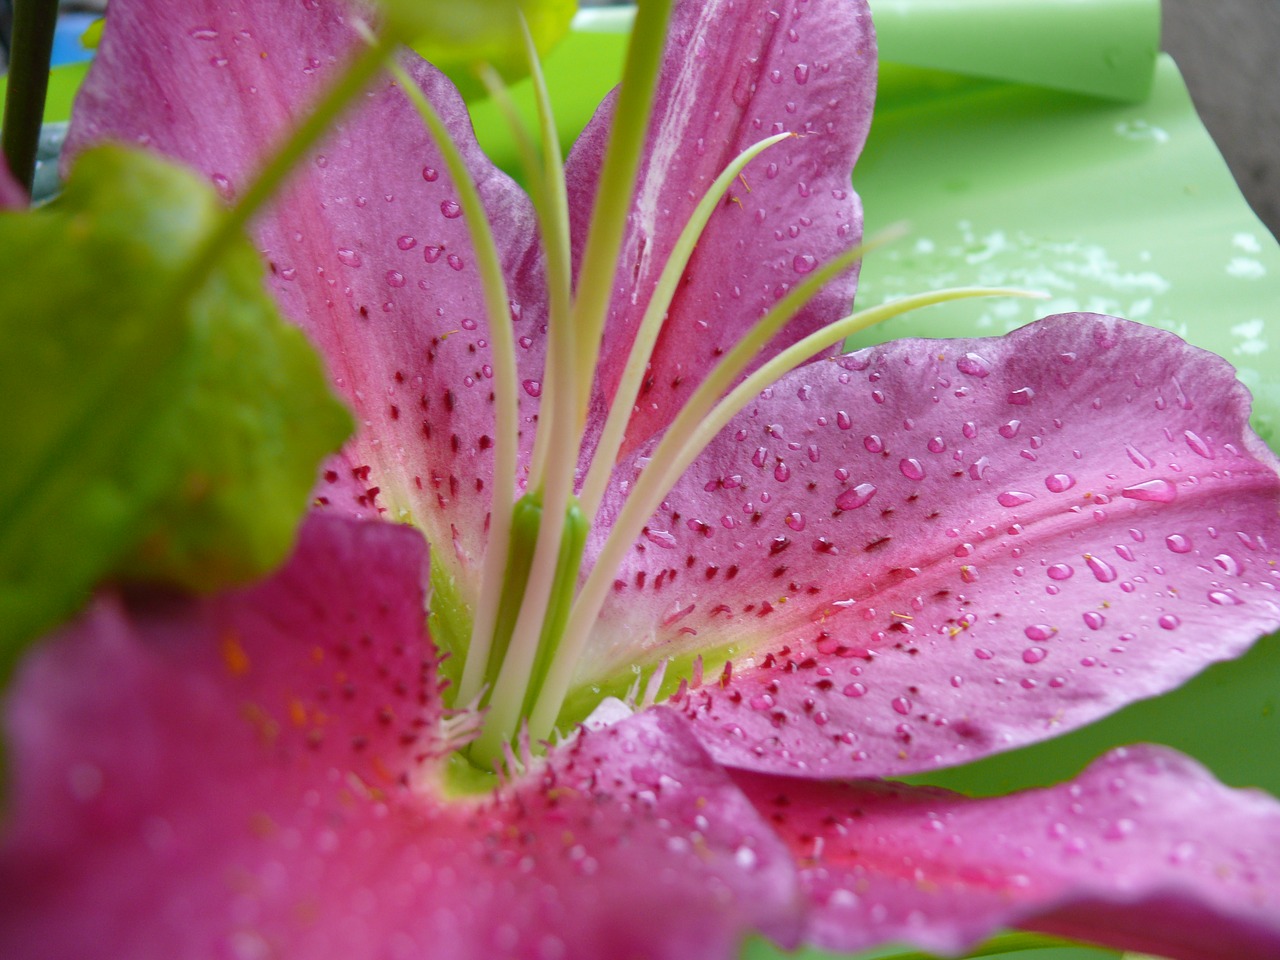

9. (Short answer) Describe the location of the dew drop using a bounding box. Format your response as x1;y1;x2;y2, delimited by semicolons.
522;379;543;397
422;166;439;182
386;270;405;288
336;248;362;268
1165;534;1193;554
1022;646;1048;664
1085;555;1118;583
1045;473;1076;493
1158;614;1181;630
956;353;992;378
1083;610;1106;630
1214;553;1244;576
835;483;877;510
843;682;867;698
795;63;810;84
211;173;234;200
891;696;911;715
396;235;417;250
446;254;465;271
927;436;946;454
998;491;1036;508
863;434;883;453
999;420;1022;439
899;458;925;481
1024;624;1057;641
774;462;791;482
1125;444;1154;469
1121;478;1177;503
1047;563;1074;581
1184;430;1213;459
1208;590;1243;606
784;512;806;532
1007;387;1035;405
793;254;817;274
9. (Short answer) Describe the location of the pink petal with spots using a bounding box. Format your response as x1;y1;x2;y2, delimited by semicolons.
567;0;875;463
734;745;1280;960
588;314;1280;776
0;155;26;208
66;0;547;596
0;516;801;959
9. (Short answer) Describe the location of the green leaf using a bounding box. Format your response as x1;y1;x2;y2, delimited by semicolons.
376;0;576;97
0;145;351;679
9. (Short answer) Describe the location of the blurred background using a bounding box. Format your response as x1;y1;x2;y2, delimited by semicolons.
1;0;1277;239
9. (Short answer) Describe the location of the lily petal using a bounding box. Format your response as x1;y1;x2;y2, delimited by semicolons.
733;745;1280;960
567;0;875;461
588;314;1280;776
0;156;26;208
65;0;547;595
0;515;801;959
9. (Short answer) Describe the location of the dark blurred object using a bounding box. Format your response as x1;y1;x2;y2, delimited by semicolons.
1164;0;1280;240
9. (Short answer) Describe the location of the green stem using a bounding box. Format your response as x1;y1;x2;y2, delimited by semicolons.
567;0;675;425
577;132;793;520
390;59;524;711
1;0;59;194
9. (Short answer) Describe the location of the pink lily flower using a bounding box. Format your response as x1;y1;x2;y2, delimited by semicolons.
5;0;1280;958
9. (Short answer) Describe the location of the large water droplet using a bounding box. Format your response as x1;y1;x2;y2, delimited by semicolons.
1158;614;1181;630
863;434;883;453
956;353;992;378
1007;387;1035;405
1022;646;1048;664
1165;534;1193;554
1085;554;1118;582
998;491;1036;508
793;254;817;274
843;682;867;698
422;166;439;182
891;696;912;715
899;458;925;481
1047;563;1074;581
1121;479;1177;503
1214;553;1244;576
1083;610;1106;630
835;483;877;510
336;248;362;268
440;199;463;219
1045;473;1076;493
1024;624;1057;641
1208;590;1243;606
522;379;543;397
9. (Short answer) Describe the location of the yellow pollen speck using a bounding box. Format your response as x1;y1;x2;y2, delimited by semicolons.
260;51;267;59
220;631;251;676
249;812;276;838
696;796;708;809
288;699;308;727
310;646;326;663
737;172;752;193
561;830;576;846
948;627;961;638
729;195;744;210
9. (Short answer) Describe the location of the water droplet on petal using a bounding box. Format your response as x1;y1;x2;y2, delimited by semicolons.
784;512;806;531
843;682;867;698
792;254;816;274
1214;553;1244;576
998;491;1036;508
440;199;463;219
1023;646;1048;664
422;166;439;181
1045;473;1076;493
863;434;883;453
891;696;911;715
836;483;877;510
1047;563;1074;581
1025;624;1057;641
1165;534;1193;554
1083;610;1106;630
1158;614;1181;630
1122;479;1177;503
1085;555;1118;582
956;353;992;378
1007;387;1035;405
397;235;417;250
899;458;925;481
336;248;362;267
522;379;543;397
1208;590;1243;606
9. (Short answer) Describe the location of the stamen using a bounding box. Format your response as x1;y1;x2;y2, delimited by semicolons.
390;62;524;709
566;0;677;428
577;131;794;520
